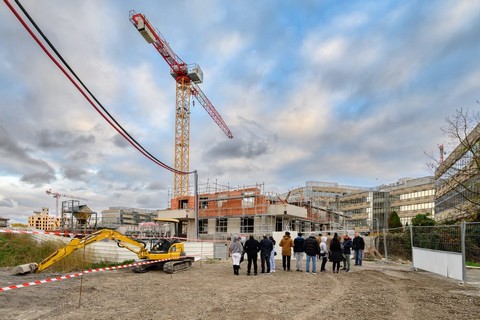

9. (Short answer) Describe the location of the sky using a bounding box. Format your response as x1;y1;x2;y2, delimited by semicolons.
1;0;480;224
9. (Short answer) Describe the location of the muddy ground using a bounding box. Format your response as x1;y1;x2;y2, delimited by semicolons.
1;259;479;320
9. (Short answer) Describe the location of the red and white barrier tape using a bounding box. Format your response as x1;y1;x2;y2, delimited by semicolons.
0;229;76;238
0;257;187;293
0;229;231;243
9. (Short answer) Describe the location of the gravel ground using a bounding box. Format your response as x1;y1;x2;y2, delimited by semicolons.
1;259;479;320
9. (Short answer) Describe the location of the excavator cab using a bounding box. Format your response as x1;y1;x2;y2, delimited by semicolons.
151;239;171;253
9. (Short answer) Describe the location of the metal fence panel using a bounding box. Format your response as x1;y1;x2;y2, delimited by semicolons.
411;225;462;253
465;222;480;264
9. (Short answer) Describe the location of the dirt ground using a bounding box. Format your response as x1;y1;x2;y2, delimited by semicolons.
1;259;479;320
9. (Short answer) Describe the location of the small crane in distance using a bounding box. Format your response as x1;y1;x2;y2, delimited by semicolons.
129;10;233;200
46;189;87;227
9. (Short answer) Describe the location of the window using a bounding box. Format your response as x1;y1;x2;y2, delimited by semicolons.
199;219;208;234
200;197;209;209
216;218;227;233
242;192;255;208
240;217;254;234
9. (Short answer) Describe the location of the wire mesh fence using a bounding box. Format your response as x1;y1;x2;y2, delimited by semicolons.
411;225;462;253
377;227;412;261
465;222;480;265
376;222;480;265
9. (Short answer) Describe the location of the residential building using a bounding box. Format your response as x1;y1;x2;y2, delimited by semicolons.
28;208;60;231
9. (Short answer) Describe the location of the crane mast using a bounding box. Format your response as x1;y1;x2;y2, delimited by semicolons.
129;10;233;199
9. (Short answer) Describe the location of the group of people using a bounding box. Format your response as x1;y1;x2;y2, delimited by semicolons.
229;231;365;276
229;234;277;276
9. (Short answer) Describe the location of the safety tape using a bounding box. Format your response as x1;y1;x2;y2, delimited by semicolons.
0;229;230;243
0;229;76;238
0;257;189;293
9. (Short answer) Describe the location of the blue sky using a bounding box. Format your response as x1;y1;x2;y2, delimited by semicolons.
1;0;480;224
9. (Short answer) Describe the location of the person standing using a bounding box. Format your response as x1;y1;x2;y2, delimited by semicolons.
326;232;333;249
269;235;276;273
304;232;320;274
244;235;260;275
279;231;294;271
229;236;243;275
319;236;328;272
329;233;343;273
293;232;305;272
259;235;274;274
353;232;365;266
342;235;353;272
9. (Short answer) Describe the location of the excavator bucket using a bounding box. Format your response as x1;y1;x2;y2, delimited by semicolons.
12;263;38;275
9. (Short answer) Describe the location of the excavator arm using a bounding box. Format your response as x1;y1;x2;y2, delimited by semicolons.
13;229;188;275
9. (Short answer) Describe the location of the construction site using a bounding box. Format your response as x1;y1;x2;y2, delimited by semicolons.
155;181;349;240
2;2;480;320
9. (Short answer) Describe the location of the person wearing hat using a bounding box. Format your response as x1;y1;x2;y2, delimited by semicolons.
279;231;294;271
304;232;320;274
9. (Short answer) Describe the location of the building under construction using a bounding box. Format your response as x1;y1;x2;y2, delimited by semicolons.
159;181;346;239
158;178;437;239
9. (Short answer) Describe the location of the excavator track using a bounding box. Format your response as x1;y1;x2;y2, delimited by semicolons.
163;257;194;274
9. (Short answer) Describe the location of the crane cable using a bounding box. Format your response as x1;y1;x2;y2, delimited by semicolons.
5;0;191;175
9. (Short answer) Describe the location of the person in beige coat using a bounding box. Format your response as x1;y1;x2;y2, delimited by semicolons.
279;231;294;271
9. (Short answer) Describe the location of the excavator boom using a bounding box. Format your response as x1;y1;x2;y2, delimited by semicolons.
13;229;192;275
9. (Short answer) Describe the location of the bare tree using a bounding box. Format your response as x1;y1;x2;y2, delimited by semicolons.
426;106;480;221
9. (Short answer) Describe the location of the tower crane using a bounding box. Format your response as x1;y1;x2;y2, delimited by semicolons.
438;144;445;164
129;10;233;199
46;189;87;226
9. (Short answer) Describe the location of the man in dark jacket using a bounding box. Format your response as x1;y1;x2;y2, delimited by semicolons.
259;235;274;273
352;232;365;266
293;233;305;271
244;235;260;275
304;233;320;274
342;235;353;272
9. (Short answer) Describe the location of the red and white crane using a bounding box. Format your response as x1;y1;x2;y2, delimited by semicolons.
46;189;87;221
129;10;233;199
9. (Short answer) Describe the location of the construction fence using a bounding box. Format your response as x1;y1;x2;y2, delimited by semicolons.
371;222;480;283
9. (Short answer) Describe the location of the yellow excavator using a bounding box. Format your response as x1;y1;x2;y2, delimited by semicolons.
13;218;194;275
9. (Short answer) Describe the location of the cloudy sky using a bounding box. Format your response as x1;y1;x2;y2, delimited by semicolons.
1;0;479;224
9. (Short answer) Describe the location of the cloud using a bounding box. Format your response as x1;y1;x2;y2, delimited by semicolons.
2;0;480;224
62;165;89;182
147;182;168;191
20;170;55;186
112;134;129;148
37;129;95;149
0;198;17;208
0;125;56;184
